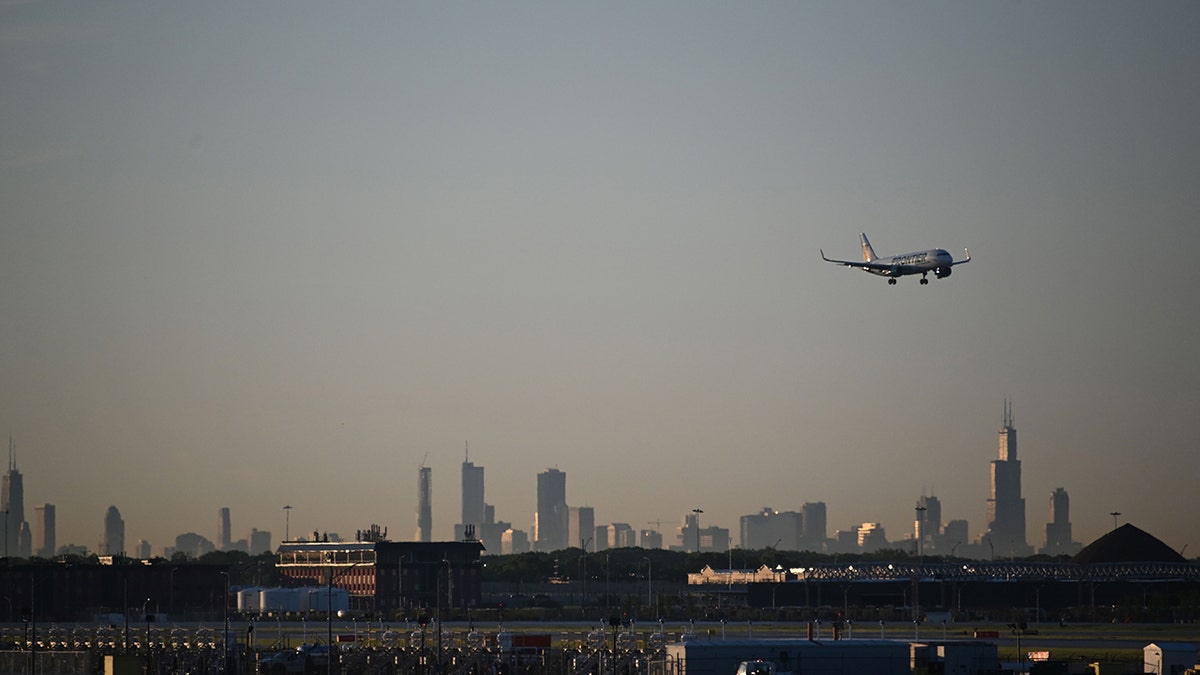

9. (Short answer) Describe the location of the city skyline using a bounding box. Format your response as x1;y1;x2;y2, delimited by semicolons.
0;408;1165;558
3;3;1198;557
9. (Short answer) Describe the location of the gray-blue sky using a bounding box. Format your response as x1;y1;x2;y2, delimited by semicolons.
2;2;1198;555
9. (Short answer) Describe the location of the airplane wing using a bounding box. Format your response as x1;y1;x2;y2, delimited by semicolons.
952;248;971;265
820;250;908;275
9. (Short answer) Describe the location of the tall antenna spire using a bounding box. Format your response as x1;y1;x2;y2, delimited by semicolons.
465;440;469;463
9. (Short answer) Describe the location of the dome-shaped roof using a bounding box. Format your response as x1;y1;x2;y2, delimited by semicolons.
1072;523;1185;565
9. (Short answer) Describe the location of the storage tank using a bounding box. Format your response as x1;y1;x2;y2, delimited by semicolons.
259;587;302;614
237;587;262;613
305;587;350;614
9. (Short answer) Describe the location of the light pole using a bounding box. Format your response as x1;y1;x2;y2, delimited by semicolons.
142;597;151;656
397;554;408;614
641;557;652;613
914;505;927;559
219;572;230;668
168;568;177;619
1110;511;1121;530
283;505;293;542
691;509;703;553
579;537;592;613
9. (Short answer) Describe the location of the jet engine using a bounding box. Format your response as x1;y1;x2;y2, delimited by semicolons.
934;266;952;279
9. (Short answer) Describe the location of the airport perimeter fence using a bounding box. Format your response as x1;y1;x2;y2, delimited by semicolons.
0;626;669;675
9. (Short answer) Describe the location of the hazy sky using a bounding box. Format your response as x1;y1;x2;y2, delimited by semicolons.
3;2;1198;557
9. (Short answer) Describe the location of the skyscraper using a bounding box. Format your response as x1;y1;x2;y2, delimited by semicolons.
1041;487;1079;555
568;506;594;551
102;505;125;557
248;528;272;555
985;400;1028;555
739;507;802;551
34;503;55;558
2;439;27;558
416;465;432;542
218;507;231;551
460;450;485;539
535;468;567;552
800;501;827;550
915;495;942;553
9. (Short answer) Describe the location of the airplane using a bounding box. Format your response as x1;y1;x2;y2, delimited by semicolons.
821;233;970;285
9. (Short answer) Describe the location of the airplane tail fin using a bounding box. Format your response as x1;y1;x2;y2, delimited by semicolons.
859;233;877;262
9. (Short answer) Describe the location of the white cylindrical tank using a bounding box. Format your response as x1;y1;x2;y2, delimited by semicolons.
237;587;262;613
306;587;350;614
259;588;302;614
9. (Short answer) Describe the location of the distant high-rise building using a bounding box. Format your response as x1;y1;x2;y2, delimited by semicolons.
830;529;859;554
857;522;887;552
594;525;610;551
248;528;272;555
942;519;969;555
639;529;663;549
1041;487;1080;555
173;532;215;558
740;507;802;550
218;507;231;550
985;400;1028;554
102;506;125;557
800;502;827;550
18;523;31;559
501;528;530;555
917;495;941;536
34;504;55;558
678;511;701;552
677;511;729;552
134;540;152;559
699;525;731;553
416;465;432;542
2;439;27;558
568;506;595;551
915;495;942;554
460;449;485;540
604;523;635;548
474;499;510;554
535;468;567;552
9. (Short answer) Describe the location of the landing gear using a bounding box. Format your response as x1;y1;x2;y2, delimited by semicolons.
919;273;929;285
888;278;897;285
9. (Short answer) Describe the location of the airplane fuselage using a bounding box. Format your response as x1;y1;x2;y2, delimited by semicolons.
865;248;956;278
